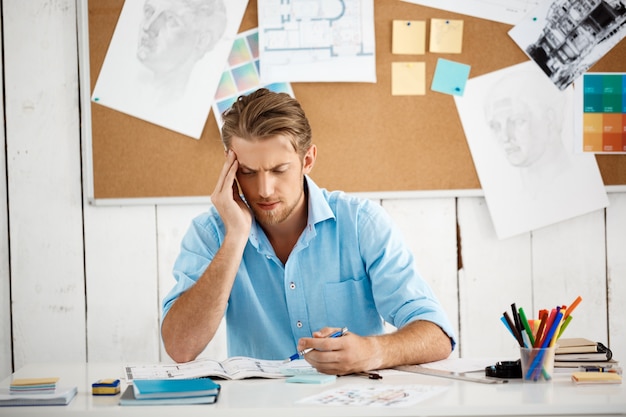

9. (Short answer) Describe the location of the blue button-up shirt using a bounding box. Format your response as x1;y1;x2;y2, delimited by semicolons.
162;176;456;360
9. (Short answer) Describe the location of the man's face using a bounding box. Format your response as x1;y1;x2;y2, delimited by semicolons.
231;135;314;227
137;0;200;74
487;98;547;167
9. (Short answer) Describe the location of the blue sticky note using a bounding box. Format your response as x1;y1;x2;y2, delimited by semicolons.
431;58;471;96
285;374;336;384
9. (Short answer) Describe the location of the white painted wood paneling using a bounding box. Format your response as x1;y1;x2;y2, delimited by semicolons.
84;205;160;362
4;0;85;370
0;8;12;381
382;198;460;355
457;197;532;359
156;204;228;362
607;193;626;365
531;210;608;344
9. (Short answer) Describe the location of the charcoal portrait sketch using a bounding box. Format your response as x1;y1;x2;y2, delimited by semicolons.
136;0;226;102
91;0;248;139
454;61;608;239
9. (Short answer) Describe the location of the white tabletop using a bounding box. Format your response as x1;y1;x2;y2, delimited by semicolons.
1;362;624;417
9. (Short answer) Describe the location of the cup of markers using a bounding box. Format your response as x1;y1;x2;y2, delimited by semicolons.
501;296;582;382
519;346;557;382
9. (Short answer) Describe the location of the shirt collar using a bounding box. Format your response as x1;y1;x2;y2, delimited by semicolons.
305;175;335;227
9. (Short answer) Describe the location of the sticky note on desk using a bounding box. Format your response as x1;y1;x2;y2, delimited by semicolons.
286;374;337;384
430;18;464;53
431;58;470;96
392;20;426;55
392;62;426;96
571;372;622;384
11;377;59;386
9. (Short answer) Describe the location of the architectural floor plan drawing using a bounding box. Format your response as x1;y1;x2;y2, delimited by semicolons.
258;0;376;83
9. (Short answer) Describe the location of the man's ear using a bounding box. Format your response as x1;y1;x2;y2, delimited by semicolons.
302;145;317;174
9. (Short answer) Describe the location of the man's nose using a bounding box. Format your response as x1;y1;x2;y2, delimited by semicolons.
257;173;274;198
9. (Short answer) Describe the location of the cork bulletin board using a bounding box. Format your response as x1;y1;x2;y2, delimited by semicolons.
84;0;626;202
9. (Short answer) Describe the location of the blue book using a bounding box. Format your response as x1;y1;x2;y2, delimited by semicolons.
132;378;220;399
120;385;218;406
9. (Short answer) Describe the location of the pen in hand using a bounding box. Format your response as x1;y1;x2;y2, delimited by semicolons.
284;327;348;363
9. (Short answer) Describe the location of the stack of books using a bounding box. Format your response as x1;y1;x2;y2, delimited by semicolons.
0;377;77;407
554;337;618;369
120;378;221;406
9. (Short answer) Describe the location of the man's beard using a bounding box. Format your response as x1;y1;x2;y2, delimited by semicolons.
252;189;303;226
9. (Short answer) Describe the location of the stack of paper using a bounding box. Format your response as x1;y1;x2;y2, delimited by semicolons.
120;378;221;406
0;378;77;407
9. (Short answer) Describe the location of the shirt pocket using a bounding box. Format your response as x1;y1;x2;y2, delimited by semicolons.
323;275;382;336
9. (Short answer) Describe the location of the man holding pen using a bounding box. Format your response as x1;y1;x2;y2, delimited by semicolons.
161;88;456;375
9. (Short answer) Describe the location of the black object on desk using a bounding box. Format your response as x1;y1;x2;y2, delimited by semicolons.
485;360;522;379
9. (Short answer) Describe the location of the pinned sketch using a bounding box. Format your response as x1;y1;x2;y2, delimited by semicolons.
454;61;608;239
257;0;376;83
509;0;626;91
91;0;249;139
212;29;294;127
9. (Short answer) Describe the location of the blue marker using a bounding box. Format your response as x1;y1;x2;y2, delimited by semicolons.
284;327;348;362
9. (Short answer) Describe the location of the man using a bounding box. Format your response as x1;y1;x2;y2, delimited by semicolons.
137;0;226;102
161;89;455;375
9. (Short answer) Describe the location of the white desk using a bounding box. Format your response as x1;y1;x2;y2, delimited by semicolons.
1;363;624;417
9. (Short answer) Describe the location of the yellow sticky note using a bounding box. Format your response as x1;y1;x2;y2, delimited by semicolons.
571;372;622;384
392;20;426;55
430;18;463;53
392;62;426;96
11;377;59;386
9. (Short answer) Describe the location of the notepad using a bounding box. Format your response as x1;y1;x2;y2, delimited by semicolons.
571;372;622;384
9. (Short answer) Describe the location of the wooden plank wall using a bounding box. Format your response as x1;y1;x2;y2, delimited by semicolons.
0;0;624;380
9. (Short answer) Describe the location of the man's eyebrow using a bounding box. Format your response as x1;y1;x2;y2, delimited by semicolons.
238;162;291;172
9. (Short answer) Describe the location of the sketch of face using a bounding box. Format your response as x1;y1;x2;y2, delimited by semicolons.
137;0;202;75
137;0;226;77
486;96;548;167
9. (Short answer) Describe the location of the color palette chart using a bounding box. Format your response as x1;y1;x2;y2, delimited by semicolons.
581;73;626;153
212;29;294;126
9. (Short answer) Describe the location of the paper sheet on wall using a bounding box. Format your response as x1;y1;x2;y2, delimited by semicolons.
401;0;540;25
508;0;626;91
212;29;294;128
454;61;608;239
257;0;376;83
573;72;626;154
91;0;248;139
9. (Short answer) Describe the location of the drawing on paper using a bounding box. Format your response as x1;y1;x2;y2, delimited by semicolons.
258;0;376;82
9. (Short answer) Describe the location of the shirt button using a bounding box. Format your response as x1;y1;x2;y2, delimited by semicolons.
266;255;271;259
289;282;296;290
296;321;303;328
